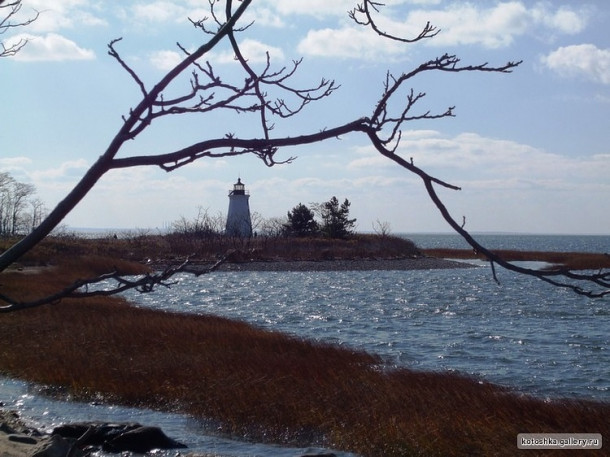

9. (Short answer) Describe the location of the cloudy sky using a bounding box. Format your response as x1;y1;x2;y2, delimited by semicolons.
2;0;609;234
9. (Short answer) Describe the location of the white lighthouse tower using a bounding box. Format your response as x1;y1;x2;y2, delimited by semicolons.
225;178;252;237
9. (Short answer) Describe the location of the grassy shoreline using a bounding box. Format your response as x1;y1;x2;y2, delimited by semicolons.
0;233;423;270
423;248;610;271
1;235;609;456
3;233;608;272
1;288;607;456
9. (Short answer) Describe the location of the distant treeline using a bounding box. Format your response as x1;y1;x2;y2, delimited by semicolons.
171;197;363;240
0;171;45;236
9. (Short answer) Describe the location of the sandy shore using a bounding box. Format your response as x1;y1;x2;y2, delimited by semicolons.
181;256;475;273
0;409;45;457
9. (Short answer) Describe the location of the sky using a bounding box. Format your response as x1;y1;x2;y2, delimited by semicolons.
2;0;609;235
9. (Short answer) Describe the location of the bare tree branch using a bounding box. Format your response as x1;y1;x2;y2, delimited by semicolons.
370;54;521;148
349;0;440;43
109;118;370;171
367;133;610;298
0;256;227;313
108;38;148;98
0;0;253;272
0;0;606;310
346;2;607;297
0;0;39;58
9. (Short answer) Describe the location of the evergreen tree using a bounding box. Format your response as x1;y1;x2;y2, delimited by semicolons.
320;196;356;239
285;203;318;237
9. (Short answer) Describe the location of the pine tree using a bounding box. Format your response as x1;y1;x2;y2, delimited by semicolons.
320;196;356;239
285;203;319;237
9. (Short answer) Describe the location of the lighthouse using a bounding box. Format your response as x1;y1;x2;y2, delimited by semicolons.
225;178;252;237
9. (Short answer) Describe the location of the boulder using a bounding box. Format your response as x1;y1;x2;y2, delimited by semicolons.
30;434;83;457
7;434;38;445
103;426;187;453
299;454;337;457
52;422;186;454
53;422;140;446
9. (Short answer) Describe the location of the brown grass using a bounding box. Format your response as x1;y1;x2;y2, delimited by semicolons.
424;248;610;271
0;233;421;270
1;260;608;457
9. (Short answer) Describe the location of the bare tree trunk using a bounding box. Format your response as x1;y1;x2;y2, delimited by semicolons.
0;156;111;270
0;0;253;272
1;0;606;307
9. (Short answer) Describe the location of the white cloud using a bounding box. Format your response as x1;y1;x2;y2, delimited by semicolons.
406;1;586;48
532;5;587;35
131;1;188;23
240;38;285;62
298;26;404;60
120;1;228;27
404;132;546;172
149;49;183;70
0;157;33;169
347;155;388;170
258;0;361;18
541;44;610;85
30;159;89;181
242;7;286;28
295;2;589;59
21;0;107;33
214;38;285;64
407;0;442;4
342;131;610;233
7;33;95;61
401;129;443;140
347;130;610;193
376;2;588;50
31;140;608;233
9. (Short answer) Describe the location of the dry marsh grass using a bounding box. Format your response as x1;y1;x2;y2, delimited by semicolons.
424;248;610;271
1;261;608;456
0;233;421;269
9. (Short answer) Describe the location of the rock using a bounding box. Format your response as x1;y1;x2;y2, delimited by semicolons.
53;422;140;446
299;454;337;457
7;434;38;444
53;422;186;454
30;434;83;457
0;422;17;434
104;426;187;453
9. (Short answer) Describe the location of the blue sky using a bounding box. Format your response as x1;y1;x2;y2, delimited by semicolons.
2;0;609;234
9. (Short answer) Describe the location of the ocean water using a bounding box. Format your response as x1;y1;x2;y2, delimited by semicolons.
1;234;608;456
407;232;609;253
128;263;608;401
